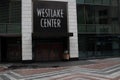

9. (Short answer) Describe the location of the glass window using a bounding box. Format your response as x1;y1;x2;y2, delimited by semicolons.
9;1;21;23
76;0;84;4
78;35;88;59
78;24;86;32
85;0;93;4
110;7;118;24
0;0;21;23
103;0;110;5
94;6;109;24
94;0;102;5
112;38;120;56
86;24;95;32
77;5;85;24
0;1;9;23
111;0;118;6
85;5;95;24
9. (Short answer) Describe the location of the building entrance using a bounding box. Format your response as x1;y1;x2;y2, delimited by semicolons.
34;42;63;61
33;39;67;62
1;37;22;62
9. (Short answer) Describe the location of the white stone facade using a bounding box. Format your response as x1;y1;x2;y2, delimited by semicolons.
22;0;78;61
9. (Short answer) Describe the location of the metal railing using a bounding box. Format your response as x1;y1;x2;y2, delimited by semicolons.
0;23;21;34
78;24;120;34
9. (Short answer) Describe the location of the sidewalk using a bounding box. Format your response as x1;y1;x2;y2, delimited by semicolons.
0;60;94;70
0;58;120;80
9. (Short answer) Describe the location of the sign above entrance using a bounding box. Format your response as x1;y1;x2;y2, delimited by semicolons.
37;9;63;28
33;1;68;34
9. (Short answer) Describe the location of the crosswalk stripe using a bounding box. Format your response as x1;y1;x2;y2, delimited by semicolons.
4;74;16;80
0;77;4;80
109;70;120;78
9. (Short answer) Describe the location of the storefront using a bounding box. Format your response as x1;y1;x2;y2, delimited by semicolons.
21;0;79;62
77;0;120;59
1;0;120;62
0;0;78;62
32;1;73;61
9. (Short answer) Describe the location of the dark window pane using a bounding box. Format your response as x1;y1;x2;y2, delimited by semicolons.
85;5;95;24
76;0;84;4
103;0;110;5
9;1;21;23
77;5;85;24
85;0;93;4
111;0;118;6
110;6;118;24
94;0;102;5
94;6;109;24
0;1;9;23
78;24;86;32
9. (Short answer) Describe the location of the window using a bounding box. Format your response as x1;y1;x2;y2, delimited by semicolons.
95;6;109;24
0;1;9;23
94;0;102;5
85;0;93;4
85;5;95;24
111;0;118;6
103;0;110;5
77;0;119;33
9;1;21;23
77;5;85;24
76;0;84;4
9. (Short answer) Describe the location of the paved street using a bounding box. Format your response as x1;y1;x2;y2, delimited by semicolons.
0;58;120;80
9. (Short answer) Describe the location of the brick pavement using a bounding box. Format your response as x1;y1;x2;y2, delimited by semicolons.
14;67;66;76
0;58;120;80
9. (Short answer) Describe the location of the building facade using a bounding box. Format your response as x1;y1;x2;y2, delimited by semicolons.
0;0;78;62
0;0;120;62
77;0;120;59
0;0;21;62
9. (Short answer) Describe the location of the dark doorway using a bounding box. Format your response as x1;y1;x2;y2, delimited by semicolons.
1;37;7;62
1;37;22;62
33;38;67;62
34;43;63;61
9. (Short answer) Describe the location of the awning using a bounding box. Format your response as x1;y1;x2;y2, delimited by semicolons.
32;32;73;39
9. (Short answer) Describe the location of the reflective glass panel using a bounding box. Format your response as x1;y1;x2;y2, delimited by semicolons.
94;0;102;5
103;0;110;5
76;0;84;4
85;0;93;4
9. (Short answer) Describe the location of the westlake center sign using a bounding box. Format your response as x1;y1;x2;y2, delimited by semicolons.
33;1;68;35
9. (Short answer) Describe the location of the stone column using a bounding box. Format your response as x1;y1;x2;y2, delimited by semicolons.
68;0;79;59
22;0;32;61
